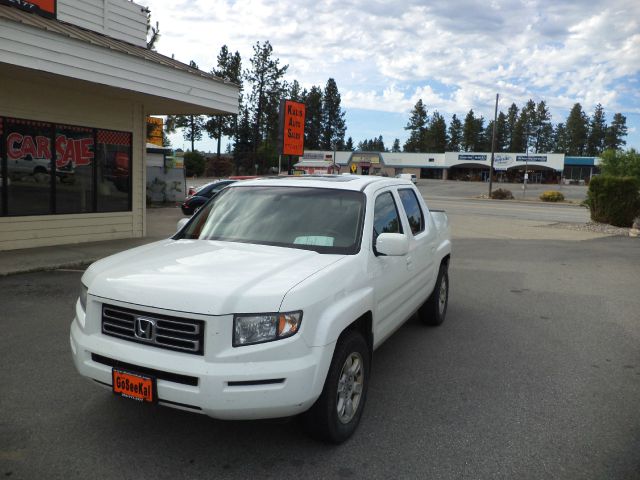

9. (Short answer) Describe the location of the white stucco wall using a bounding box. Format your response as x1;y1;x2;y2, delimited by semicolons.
0;72;146;251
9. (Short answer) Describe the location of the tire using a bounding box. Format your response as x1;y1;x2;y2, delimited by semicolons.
302;330;370;443
419;263;449;326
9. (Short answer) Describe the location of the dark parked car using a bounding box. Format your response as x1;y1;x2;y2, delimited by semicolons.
181;180;236;215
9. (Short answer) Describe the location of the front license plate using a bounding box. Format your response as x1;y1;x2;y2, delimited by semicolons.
112;369;156;403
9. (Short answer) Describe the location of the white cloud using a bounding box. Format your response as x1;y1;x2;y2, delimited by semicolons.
143;0;640;146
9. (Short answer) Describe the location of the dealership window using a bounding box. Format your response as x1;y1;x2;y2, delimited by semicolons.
55;125;94;214
96;129;131;212
0;116;132;217
5;118;53;216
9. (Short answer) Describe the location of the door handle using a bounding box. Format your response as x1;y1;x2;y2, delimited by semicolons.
406;255;414;270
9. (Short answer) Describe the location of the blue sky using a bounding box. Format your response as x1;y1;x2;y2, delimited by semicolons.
143;0;640;152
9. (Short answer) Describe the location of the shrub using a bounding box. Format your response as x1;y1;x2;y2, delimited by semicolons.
183;151;206;177
586;175;640;227
206;157;234;177
540;191;565;202
599;149;640;183
491;188;514;200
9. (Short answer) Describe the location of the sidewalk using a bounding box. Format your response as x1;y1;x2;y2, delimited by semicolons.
0;207;183;276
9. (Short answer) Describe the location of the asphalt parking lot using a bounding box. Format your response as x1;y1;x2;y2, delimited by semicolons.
1;195;639;479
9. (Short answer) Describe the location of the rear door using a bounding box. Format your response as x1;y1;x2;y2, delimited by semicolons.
397;187;437;307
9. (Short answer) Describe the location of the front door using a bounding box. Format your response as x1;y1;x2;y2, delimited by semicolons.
370;190;412;344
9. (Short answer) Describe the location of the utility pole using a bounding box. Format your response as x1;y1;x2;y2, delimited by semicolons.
488;93;499;198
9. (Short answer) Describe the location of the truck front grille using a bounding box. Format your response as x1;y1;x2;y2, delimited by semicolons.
102;304;204;355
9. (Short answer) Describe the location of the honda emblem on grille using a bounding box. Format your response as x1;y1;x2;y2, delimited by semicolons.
134;316;156;341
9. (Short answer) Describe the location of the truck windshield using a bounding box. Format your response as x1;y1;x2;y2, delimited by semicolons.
176;186;366;254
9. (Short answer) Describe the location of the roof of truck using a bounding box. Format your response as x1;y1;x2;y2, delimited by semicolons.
234;174;413;191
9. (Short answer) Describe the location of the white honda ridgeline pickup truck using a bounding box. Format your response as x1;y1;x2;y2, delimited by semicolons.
70;175;451;443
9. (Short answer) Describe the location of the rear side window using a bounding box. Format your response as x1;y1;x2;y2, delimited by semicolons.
398;189;425;235
373;192;403;244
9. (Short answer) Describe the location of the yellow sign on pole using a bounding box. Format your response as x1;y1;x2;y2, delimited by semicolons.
350;163;357;173
146;116;164;147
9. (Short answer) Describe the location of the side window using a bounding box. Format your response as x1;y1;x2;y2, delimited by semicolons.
399;188;425;235
373;191;403;246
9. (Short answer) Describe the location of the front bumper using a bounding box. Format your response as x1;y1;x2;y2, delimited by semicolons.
69;301;334;420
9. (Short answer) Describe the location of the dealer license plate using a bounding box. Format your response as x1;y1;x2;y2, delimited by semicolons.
112;369;156;403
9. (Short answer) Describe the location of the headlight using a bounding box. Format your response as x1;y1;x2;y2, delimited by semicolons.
233;311;302;347
79;283;88;312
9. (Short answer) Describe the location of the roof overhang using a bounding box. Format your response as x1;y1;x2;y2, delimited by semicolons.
0;6;239;115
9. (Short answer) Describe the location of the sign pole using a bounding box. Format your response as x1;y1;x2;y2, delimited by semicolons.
488;93;499;198
278;154;282;175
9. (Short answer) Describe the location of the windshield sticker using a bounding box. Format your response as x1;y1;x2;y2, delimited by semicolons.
294;236;335;247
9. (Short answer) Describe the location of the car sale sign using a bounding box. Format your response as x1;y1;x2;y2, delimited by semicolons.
279;100;305;156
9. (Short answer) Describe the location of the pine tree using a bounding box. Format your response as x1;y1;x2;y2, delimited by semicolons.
288;80;303;102
506;103;519;151
392;138;401;153
534;101;553;153
447;114;462;151
304;86;323;150
511;112;526;153
206;46;242;158
565;103;589;155
553;123;569;154
245;41;288;162
427;111;448;152
462;109;479;151
345;137;354;151
604;113;627;151
321;78;347;150
475;116;487;151
586;104;607;155
404;99;427;152
495;112;508;152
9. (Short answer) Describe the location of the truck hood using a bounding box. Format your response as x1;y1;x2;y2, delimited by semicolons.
83;239;343;315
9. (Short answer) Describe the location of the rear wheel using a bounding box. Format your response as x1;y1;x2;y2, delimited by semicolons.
419;263;449;326
303;330;370;443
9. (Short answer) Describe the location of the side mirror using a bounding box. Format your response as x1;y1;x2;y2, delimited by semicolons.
375;233;409;256
176;217;189;232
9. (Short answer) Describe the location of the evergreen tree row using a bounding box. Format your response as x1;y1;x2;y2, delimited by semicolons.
165;41;347;174
400;99;628;156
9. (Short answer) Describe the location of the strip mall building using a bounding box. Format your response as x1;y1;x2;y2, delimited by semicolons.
300;151;600;184
0;0;238;251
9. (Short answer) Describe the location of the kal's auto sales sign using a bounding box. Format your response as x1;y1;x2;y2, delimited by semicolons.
7;132;94;168
0;0;56;18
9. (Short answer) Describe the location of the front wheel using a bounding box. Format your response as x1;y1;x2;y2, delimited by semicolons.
419;263;449;326
302;330;370;443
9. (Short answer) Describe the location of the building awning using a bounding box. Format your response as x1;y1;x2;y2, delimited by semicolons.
564;156;597;166
0;5;239;115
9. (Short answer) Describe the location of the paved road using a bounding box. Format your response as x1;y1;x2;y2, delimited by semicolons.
418;179;589;202
0;182;633;479
425;197;591;224
1;233;639;479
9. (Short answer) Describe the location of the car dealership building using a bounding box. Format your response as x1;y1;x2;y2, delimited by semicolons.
0;0;238;251
301;150;599;184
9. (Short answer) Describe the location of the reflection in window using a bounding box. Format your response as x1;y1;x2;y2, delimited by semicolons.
96;129;131;212
0;117;132;216
398;189;425;235
5;118;53;216
373;192;402;245
55;125;94;214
